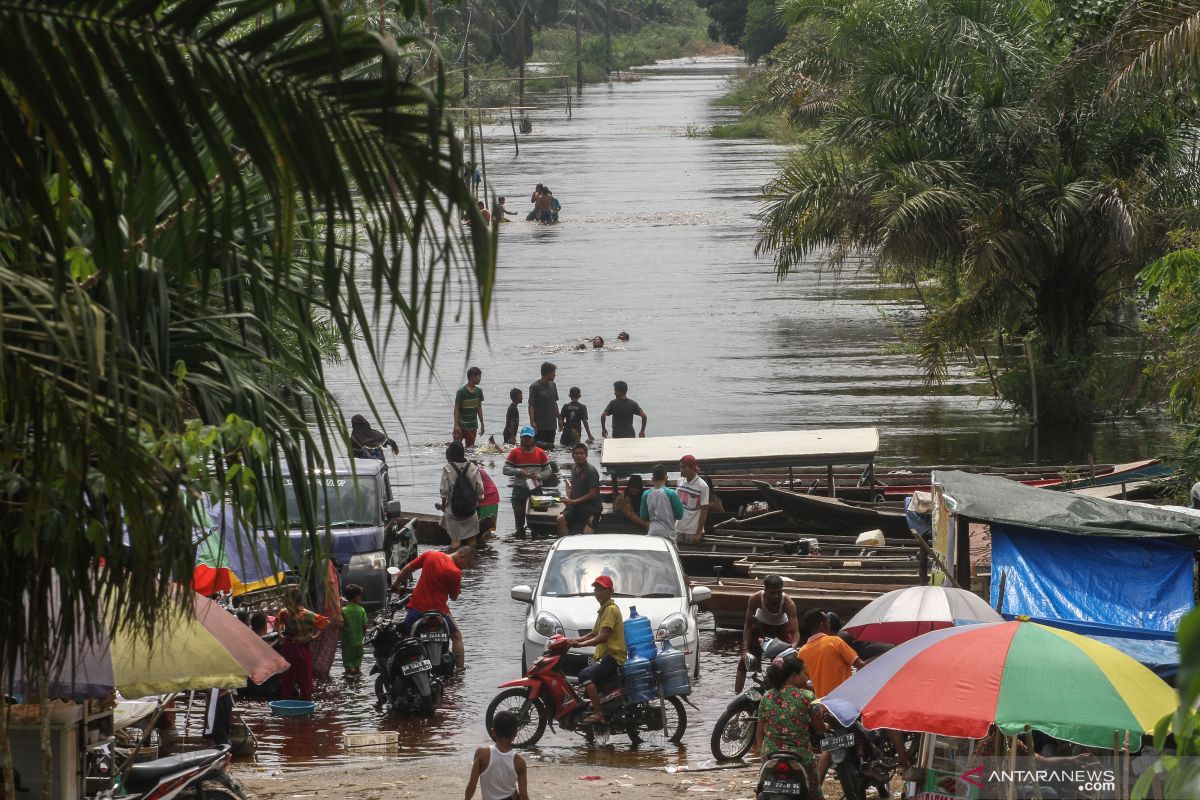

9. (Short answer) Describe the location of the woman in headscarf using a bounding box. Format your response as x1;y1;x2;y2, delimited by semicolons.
350;414;399;461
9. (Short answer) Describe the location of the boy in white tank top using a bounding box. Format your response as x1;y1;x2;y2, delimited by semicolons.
466;711;529;800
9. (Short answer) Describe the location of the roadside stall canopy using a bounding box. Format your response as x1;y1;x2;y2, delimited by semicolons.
600;428;879;476
934;470;1198;673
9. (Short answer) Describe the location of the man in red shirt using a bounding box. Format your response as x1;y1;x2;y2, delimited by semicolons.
392;546;476;670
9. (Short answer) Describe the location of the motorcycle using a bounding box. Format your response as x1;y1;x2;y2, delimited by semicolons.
485;634;687;747
366;594;443;716
409;608;455;677
710;637;796;761
756;751;813;800
97;745;246;800
821;718;912;800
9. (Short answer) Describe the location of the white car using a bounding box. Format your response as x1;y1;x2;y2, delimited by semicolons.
511;534;711;678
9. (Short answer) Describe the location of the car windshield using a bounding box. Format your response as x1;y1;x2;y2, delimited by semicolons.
540;548;682;598
282;476;379;528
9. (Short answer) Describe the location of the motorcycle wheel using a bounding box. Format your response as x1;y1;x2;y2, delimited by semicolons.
836;754;867;800
486;688;548;747
710;696;757;761
199;785;246;800
627;696;687;746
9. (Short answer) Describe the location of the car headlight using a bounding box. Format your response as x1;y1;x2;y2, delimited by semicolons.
533;611;565;638
656;613;687;640
348;552;386;571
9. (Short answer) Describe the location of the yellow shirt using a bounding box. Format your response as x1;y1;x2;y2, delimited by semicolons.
592;600;627;665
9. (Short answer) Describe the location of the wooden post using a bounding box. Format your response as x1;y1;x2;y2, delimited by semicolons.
950;517;969;589
827;464;836;498
995;570;1007;614
509;107;519;155
1113;731;1122;797
567;91;572;119
575;0;584;94
1005;735;1018;800
517;4;525;107
1024;339;1038;427
477;109;487;200
1023;725;1043;800
907;526;958;588
604;0;612;77
462;0;470;99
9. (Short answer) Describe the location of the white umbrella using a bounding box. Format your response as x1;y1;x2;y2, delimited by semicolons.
841;585;1002;644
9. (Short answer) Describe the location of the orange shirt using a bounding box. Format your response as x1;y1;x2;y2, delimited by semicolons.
798;633;858;698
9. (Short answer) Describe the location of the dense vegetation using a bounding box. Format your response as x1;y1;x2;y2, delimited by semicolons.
705;0;1200;439
0;2;491;792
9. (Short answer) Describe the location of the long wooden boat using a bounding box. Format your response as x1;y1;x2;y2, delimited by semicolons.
687;576;888;629
754;482;911;537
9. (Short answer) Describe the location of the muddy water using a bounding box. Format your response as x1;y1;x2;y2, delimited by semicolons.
237;56;1170;771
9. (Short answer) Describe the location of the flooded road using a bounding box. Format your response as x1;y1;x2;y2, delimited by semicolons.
237;56;1170;770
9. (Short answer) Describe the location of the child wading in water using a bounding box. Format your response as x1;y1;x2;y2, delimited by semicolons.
466;711;529;800
341;584;368;675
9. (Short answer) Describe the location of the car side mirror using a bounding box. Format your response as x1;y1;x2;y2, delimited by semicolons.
511;585;533;603
385;499;403;520
690;586;712;604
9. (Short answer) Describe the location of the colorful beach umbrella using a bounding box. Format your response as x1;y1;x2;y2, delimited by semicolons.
841;585;1003;644
193;500;284;596
14;588;288;699
821;620;1176;749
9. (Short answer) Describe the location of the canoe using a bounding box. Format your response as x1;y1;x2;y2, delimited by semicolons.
754;482;912;537
688;576;887;629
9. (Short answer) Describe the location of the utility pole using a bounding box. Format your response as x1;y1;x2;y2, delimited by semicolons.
604;0;611;77
517;1;525;106
462;0;470;99
575;0;583;94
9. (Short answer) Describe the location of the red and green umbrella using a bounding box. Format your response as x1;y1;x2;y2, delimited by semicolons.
193;501;284;596
821;620;1176;749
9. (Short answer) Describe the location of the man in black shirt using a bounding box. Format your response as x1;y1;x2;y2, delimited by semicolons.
601;380;647;439
557;443;603;535
528;361;560;448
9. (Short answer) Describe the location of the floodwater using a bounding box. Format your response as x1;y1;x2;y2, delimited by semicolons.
236;56;1171;771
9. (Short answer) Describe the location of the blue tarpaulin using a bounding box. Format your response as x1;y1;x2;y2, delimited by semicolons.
990;524;1194;640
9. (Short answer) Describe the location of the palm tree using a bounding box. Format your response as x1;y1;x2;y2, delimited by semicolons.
756;0;1200;422
0;0;492;780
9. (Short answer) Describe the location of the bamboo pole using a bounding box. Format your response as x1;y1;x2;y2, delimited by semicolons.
575;0;583;94
509;107;519;155
477;109;488;200
1005;735;1018;800
517;3;525;106
462;0;470;99
1113;731;1122;797
1023;725;1042;800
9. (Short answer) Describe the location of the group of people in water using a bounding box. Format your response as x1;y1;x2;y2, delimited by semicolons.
462;184;562;226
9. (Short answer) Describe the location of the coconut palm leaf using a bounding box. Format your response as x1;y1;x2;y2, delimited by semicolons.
0;0;494;704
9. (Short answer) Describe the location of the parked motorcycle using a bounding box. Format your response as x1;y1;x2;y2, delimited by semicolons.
485;634;687;747
756;751;813;800
366;594;442;716
821;718;912;800
710;637;796;761
97;745;246;800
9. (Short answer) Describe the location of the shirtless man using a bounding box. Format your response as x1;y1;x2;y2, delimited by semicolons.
534;189;553;223
735;574;799;692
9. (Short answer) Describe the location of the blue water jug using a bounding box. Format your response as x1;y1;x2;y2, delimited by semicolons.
621;650;658;704
623;606;657;662
654;638;691;697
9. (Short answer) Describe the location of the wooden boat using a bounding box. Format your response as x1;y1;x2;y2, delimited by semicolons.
754;482;911;537
687;576;887;629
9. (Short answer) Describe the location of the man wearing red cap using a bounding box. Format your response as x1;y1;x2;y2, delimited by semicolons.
676;454;710;545
566;575;626;724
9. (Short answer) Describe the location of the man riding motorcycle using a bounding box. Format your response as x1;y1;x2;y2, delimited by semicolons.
737;575;799;693
565;574;625;725
390;545;476;671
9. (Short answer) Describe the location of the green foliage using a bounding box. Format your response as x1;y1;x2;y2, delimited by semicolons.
697;0;749;46
1140;238;1200;480
753;0;1200;422
0;0;490;713
742;0;788;62
1133;607;1200;798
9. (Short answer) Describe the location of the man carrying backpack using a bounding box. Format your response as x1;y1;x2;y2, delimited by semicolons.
438;442;485;548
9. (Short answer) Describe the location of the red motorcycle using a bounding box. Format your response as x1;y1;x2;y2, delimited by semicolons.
485;635;687;747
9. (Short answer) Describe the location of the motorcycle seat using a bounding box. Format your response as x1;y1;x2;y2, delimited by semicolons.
125;747;227;793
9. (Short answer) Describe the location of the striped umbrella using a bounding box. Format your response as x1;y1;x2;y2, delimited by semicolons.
841;585;1003;644
193;500;285;597
821;620;1176;749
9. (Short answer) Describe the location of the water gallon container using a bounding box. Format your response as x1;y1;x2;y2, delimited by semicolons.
653;638;691;697
621;650;659;704
623;606;657;662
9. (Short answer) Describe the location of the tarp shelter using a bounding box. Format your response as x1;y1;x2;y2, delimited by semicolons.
600;428;879;477
932;470;1200;676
